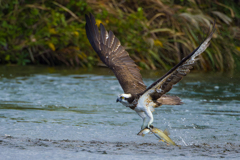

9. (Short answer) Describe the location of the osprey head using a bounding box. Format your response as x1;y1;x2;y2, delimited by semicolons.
116;93;133;106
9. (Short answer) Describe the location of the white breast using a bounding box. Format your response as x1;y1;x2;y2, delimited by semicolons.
134;93;151;112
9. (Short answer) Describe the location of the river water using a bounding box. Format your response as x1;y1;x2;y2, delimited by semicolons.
0;66;239;159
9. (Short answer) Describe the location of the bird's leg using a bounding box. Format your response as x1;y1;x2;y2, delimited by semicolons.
145;107;154;129
136;111;147;130
142;117;148;130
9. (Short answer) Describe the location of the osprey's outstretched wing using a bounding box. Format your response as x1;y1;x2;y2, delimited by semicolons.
141;22;216;101
85;14;146;95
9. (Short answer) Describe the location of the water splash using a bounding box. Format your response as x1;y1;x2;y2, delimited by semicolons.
179;136;188;146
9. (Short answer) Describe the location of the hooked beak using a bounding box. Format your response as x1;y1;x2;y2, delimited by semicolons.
116;97;121;102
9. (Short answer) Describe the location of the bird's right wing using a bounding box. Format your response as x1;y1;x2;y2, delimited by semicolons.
85;14;147;95
141;21;216;100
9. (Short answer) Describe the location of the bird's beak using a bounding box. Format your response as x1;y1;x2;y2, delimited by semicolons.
116;98;120;102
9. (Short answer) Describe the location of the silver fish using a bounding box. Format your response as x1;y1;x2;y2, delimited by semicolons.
137;128;151;137
137;127;177;146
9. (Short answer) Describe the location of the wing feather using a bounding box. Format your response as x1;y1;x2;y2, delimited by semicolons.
85;14;147;94
108;31;114;48
141;21;216;100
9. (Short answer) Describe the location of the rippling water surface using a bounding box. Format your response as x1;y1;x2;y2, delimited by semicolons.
0;66;239;159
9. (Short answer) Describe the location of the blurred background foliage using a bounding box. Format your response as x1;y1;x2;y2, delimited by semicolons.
0;0;240;71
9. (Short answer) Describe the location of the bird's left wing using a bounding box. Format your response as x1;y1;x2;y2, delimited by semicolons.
140;22;216;100
85;14;147;95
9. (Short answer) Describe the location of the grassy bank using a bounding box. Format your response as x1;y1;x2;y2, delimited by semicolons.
1;0;240;71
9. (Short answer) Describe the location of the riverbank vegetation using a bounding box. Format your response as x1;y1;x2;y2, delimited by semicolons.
1;0;240;71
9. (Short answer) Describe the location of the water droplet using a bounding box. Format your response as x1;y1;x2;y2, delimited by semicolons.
214;86;219;89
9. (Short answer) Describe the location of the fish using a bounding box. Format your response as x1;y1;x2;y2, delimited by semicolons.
137;128;151;137
137;127;177;146
150;127;176;146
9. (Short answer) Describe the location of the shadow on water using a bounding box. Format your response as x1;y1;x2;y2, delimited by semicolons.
0;66;240;159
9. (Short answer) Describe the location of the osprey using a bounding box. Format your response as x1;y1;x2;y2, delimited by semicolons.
85;13;215;130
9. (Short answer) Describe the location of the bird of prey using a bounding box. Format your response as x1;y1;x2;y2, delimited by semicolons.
85;13;215;130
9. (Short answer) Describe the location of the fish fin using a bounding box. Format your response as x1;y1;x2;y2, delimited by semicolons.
142;134;145;137
159;139;164;142
163;129;170;136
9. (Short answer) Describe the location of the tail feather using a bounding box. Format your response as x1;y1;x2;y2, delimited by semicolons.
157;95;183;105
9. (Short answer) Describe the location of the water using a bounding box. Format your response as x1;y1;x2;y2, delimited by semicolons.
0;66;239;159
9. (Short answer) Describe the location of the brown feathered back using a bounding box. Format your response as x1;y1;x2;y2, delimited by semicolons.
157;95;183;105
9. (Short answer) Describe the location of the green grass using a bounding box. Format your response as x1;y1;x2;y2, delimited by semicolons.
0;0;240;71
